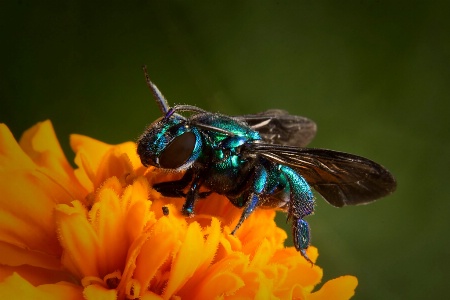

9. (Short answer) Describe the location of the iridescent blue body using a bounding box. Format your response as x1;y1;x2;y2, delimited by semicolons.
137;68;397;263
138;111;315;260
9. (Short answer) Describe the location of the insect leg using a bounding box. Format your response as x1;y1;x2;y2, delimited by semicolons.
293;218;312;264
231;165;268;235
153;169;193;198
181;172;205;216
279;165;314;264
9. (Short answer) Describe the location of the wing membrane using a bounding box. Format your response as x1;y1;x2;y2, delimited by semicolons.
235;109;317;147
248;143;397;207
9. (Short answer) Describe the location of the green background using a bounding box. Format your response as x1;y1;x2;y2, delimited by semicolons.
1;1;449;299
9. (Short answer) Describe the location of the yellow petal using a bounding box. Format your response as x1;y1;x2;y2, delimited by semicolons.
249;239;274;268
120;177;153;242
176;218;222;297
195;271;244;299
0;171;63;256
0;273;82;299
140;291;164;300
71;134;112;173
191;253;249;299
271;247;322;291
71;134;137;191
0;241;61;271
118;234;150;298
233;210;286;256
307;275;358;300
132;217;181;294
56;201;100;278
0;123;82;262
83;283;117;300
163;221;208;298
95;147;134;187
0;264;73;287
0;124;35;170
71;134;111;191
89;187;129;275
19;120;86;200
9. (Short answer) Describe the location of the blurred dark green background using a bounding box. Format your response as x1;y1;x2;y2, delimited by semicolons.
1;1;449;299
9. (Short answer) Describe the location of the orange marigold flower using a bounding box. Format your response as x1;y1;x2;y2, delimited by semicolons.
0;120;358;299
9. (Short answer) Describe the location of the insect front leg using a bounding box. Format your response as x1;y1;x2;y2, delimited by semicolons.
153;169;194;198
279;165;315;264
181;171;205;216
231;165;268;235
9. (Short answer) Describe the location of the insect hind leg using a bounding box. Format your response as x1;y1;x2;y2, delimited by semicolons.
293;218;313;264
279;165;315;263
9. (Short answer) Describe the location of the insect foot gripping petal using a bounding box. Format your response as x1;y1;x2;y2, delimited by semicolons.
231;193;259;235
293;218;313;265
231;165;268;235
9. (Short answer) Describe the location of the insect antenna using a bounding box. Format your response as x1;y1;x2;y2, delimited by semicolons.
170;104;208;115
142;65;171;114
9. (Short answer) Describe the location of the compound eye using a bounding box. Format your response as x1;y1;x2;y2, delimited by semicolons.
159;132;196;169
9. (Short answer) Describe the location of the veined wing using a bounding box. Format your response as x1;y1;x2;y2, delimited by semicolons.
235;109;317;147
247;143;397;207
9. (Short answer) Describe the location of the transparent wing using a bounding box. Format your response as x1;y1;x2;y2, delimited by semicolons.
247;143;397;207
235;109;317;147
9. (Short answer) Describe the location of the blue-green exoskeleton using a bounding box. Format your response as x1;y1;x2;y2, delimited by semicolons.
137;67;397;263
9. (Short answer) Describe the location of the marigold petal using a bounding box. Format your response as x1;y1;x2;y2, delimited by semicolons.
0;273;82;300
233;210;286;255
83;283;117;300
90;188;128;275
183;253;249;299
249;238;274;268
176;218;222;297
218;226;242;256
194;193;242;226
307;275;358;300
0;123;82;258
0;264;73;287
0;241;60;271
72;150;96;192
193;217;222;273
261;263;288;291
140;291;164;300
71;134;138;191
55;201;100;278
271;247;323;291
71;134;111;191
0;124;35;170
119;234;150;298
19;120;86;200
164;219;221;298
163;222;203;297
111;141;142;171
0;172;63;256
120;177;154;242
195;271;244;299
71;134;112;171
95;148;134;187
230;270;264;298
133;217;181;294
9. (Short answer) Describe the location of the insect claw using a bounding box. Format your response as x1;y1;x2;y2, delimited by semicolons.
230;219;243;236
300;249;314;267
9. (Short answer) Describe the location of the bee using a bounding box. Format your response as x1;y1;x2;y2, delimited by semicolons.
137;67;396;263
